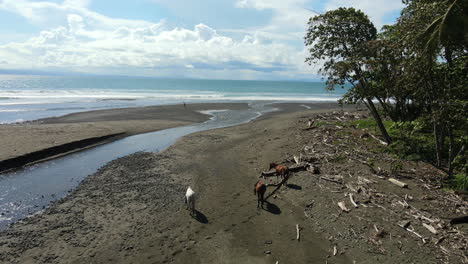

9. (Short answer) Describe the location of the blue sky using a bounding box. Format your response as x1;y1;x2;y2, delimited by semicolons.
0;0;404;80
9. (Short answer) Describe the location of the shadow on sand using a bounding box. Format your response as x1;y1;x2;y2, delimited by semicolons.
263;201;281;215
286;184;302;190
193;209;209;224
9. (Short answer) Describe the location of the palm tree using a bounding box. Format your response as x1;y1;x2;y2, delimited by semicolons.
422;0;468;57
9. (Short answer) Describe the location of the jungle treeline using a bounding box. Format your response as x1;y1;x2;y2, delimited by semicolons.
305;0;467;189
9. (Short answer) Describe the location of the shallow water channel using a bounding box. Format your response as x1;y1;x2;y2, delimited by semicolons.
0;103;276;229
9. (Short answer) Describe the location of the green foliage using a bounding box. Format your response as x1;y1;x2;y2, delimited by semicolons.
448;173;468;191
305;1;467;186
305;7;377;91
390;160;404;175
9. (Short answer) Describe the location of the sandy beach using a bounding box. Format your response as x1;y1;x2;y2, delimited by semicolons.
0;103;466;263
0;103;248;172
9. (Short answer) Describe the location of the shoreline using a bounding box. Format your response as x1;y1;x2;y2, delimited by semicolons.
0;102;250;172
0;102;343;173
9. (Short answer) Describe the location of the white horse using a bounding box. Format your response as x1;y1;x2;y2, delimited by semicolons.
184;187;196;215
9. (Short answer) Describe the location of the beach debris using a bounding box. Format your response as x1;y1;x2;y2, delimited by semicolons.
389;178;408;188
422;223;438;234
320;176;343;184
338;202;350;212
349;194;358;208
293;155;300;164
296;224;301;241
333;246;337;256
368;133;389;145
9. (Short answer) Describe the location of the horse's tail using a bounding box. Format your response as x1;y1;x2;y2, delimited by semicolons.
184;196;187;204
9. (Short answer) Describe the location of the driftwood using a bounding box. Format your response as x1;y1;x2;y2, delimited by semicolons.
296;224;300;241
389;178;408;188
320;176;343;184
422;223;438;234
398;221;427;243
307;165;321;174
369;133;389;146
349;194;358;208
338;201;350;212
293;155;300;164
333;246;337;256
299;154;319;163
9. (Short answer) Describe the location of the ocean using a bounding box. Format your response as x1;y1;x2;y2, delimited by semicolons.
0;75;346;124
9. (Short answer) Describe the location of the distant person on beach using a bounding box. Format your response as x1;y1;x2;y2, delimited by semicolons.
183;102;186;109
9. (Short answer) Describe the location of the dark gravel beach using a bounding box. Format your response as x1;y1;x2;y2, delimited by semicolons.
0;103;465;263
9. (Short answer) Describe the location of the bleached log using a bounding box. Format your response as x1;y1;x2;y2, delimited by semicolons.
389;178;408;188
349;194;358;208
422;223;438;234
333;246;337;256
296;224;300;241
338;201;350;212
369;133;389;145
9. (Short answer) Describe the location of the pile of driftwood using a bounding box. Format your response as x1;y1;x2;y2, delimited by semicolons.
270;111;468;263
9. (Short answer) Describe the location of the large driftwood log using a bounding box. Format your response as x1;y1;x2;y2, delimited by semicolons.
389;178;408;188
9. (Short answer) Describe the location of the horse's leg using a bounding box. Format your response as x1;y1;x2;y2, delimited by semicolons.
257;192;261;208
260;192;264;208
192;199;196;215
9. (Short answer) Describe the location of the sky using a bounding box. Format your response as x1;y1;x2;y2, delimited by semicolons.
0;0;404;80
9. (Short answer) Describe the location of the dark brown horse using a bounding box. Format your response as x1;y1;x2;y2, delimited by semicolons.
254;180;267;208
269;162;290;185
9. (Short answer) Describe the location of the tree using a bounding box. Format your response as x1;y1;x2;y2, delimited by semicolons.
304;7;392;143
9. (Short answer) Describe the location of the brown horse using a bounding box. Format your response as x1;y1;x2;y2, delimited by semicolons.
254;180;267;208
269;162;290;185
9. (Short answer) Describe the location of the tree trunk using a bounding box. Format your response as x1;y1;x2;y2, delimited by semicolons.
365;97;392;144
433;121;442;167
448;126;455;177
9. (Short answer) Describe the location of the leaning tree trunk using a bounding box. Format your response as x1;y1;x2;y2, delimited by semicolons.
366;97;392;144
433;121;443;167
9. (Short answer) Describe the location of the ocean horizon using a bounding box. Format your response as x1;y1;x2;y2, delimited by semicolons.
0;75;346;124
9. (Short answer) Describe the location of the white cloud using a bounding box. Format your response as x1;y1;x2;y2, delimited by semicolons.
325;0;404;29
0;0;320;79
0;0;401;80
